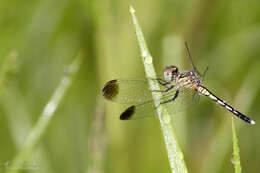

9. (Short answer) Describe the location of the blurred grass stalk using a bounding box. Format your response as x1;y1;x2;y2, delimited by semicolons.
86;97;107;173
232;118;242;173
130;6;188;173
5;54;82;173
0;50;53;172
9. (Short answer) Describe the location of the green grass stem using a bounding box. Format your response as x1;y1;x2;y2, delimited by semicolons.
86;97;106;173
5;54;82;173
232;118;242;173
129;6;188;173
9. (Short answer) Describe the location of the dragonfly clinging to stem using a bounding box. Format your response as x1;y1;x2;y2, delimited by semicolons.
102;42;255;125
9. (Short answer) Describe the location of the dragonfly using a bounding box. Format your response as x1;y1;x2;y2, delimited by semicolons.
102;42;255;125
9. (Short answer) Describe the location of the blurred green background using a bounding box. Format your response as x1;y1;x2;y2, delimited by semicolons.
0;0;260;173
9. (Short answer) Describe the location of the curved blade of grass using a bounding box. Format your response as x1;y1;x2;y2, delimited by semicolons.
0;51;54;172
86;97;107;173
232;118;242;173
129;6;188;173
5;54;82;173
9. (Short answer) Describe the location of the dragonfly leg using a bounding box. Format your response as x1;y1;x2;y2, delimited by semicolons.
156;78;171;86
192;92;200;104
157;90;179;107
151;85;174;93
202;66;209;77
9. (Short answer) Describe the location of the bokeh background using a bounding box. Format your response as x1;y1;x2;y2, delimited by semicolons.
0;0;260;173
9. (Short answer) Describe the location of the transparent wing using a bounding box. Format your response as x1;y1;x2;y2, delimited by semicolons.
102;79;154;104
184;42;210;82
102;78;182;104
185;42;202;77
102;79;197;120
119;89;195;120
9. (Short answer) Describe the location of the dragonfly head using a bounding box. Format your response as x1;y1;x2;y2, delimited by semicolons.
164;65;179;81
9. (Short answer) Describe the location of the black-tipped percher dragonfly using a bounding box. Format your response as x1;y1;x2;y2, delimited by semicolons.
102;42;255;125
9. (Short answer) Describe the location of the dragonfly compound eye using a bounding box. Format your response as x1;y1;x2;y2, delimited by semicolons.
164;65;178;81
171;66;178;74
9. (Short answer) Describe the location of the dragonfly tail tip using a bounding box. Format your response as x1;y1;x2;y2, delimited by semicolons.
250;120;256;125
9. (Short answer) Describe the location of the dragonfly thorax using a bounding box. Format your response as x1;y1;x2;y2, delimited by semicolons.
164;65;179;82
164;65;202;90
178;71;201;88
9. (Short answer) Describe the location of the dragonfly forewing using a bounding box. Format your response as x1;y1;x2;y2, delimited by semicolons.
103;79;195;120
103;79;153;104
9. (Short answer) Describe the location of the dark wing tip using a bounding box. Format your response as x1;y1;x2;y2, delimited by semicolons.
102;79;119;100
120;105;136;120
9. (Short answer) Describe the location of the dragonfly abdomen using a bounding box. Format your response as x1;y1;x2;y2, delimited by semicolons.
198;86;255;124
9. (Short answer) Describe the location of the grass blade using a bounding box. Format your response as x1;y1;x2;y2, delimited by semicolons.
232;118;242;173
129;6;188;173
86;97;107;173
5;54;82;173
